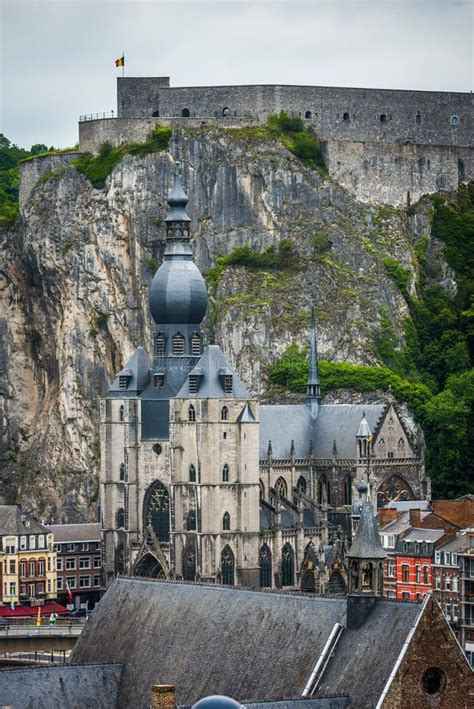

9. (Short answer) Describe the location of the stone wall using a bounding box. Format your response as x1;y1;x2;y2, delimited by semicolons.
117;78;473;147
19;152;79;212
326;140;474;205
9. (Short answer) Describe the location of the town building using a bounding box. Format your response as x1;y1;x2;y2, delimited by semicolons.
394;527;446;602
459;528;474;667
100;169;429;589
432;534;464;633
4;496;471;708
0;506;56;608
47;523;103;610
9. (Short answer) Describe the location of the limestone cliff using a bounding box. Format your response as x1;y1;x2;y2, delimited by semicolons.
0;128;452;520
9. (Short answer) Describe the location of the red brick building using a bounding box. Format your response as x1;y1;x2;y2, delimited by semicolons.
432;533;464;632
394;528;445;601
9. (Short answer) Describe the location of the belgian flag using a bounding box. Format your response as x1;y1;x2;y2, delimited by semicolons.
115;55;124;68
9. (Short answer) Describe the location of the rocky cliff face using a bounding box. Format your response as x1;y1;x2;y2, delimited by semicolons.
0;128;450;520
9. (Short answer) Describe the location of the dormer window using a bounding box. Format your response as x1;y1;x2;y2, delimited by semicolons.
189;375;199;394
172;333;185;355
155;333;166;356
224;375;232;393
191;332;201;356
119;375;130;390
154;373;165;389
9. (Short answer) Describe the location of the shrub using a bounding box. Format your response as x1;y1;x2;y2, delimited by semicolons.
207;240;298;287
383;257;411;297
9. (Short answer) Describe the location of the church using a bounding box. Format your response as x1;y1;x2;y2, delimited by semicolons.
100;166;430;589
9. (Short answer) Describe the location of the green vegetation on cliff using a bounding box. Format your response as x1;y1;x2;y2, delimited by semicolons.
226;112;327;175
207;240;298;287
73;125;172;189
0;134;32;226
270;184;474;499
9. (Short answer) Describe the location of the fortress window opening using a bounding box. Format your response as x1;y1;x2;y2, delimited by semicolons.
222;107;230;117
152;110;160;117
450;115;459;126
416;112;422;124
304;110;312;119
380;113;387;123
343;112;350;122
181;108;190;117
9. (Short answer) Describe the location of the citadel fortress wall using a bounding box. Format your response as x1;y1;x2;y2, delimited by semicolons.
20;77;473;207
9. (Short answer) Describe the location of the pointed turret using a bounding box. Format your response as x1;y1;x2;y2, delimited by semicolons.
346;481;386;629
306;307;321;418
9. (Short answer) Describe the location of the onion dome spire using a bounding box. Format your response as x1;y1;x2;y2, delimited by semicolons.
307;307;321;417
148;165;207;325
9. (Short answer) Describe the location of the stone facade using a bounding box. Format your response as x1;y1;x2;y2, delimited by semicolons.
116;78;472;147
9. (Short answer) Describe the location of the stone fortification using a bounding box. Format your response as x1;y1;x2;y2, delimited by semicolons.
73;76;473;205
19;151;79;210
117;78;472;147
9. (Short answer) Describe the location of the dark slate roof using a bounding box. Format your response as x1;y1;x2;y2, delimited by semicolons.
0;506;50;535
243;700;348;709
347;501;386;559
176;345;250;399
71;578;347;708
314;601;420;707
387;500;431;511
0;663;123;709
71;579;424;709
47;522;101;542
259;405;385;460
108;347;151;395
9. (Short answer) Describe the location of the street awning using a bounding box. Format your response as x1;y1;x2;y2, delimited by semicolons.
0;602;68;618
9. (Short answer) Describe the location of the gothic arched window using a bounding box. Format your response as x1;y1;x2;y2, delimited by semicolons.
297;476;307;495
222;464;230;483
119;405;124;422
116;508;125;529
281;543;295;587
343;475;352;505
172;332;185;355
397;438;405;457
188;404;196;422
143;481;170;543
259;479;265;500
221;545;235;585
223;512;230;531
119;463;125;481
259;544;272;588
275;477;287;500
187;509;197;531
189;464;196;482
182;544;196;581
221;406;228;421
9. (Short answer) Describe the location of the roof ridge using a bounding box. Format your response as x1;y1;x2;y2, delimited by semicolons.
118;575;346;600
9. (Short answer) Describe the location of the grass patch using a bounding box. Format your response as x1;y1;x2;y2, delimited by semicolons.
383;257;411;298
207;240;298;288
73;125;172;189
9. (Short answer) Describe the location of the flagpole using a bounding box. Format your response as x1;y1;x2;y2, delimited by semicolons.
122;52;125;78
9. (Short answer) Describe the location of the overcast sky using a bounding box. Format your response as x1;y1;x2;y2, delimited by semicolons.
1;0;472;149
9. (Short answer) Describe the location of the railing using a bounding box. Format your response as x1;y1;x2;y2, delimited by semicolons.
79;111;115;123
0;624;83;637
0;649;69;664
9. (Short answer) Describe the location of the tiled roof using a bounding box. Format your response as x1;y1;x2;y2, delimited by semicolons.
401;528;446;543
47;522;101;543
0;663;123;709
175;345;250;399
0;506;50;536
71;578;422;709
108;346;151;395
259;404;385;460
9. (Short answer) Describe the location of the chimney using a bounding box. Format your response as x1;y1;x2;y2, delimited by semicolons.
151;685;176;709
409;509;421;527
